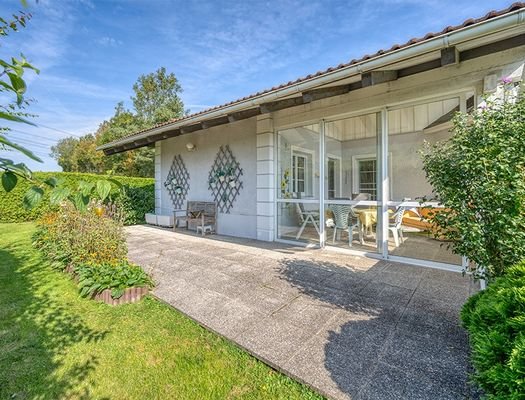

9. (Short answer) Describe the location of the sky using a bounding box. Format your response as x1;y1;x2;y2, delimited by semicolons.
0;0;513;171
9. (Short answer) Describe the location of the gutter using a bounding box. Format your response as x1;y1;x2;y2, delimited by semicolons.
98;7;525;151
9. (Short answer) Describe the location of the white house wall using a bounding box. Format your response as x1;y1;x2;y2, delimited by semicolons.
159;118;258;239
154;45;525;242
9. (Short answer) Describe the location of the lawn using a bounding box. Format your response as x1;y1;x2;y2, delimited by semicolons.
0;223;322;400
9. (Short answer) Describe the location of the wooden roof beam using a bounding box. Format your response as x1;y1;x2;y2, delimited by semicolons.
227;107;261;121
260;97;304;113
302;84;351;103
361;70;398;87
201;115;230;129
441;46;459;66
180;123;203;134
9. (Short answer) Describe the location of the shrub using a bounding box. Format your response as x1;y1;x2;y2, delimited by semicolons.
34;203;127;268
1;171;154;225
461;262;525;399
34;204;154;301
75;261;154;299
421;84;525;279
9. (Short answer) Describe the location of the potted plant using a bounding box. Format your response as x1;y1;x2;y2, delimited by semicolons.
229;179;236;188
209;177;217;189
174;185;183;195
216;169;226;183
225;165;235;183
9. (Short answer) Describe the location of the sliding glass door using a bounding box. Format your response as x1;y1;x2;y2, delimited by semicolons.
386;96;466;266
323;112;382;254
275;92;469;269
276;123;320;244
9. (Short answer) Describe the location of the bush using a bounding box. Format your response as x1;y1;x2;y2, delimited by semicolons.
75;261;154;299
34;204;153;300
461;262;525;399
0;171;154;225
34;204;127;268
421;85;525;279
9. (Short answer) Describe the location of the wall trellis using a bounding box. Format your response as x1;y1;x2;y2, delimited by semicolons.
208;145;243;213
164;154;190;209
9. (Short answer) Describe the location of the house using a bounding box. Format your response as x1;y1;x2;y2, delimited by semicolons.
98;3;525;271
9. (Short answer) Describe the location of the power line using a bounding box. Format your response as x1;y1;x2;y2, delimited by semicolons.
7;129;62;143
35;123;83;138
12;138;52;149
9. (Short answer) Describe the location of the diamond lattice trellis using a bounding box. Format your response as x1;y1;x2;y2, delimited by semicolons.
164;154;190;209
208;145;243;214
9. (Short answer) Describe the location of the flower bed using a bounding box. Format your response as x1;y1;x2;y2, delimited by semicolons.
33;203;153;305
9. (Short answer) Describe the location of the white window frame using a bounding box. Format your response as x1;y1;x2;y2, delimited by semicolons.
326;153;342;199
291;145;315;198
351;153;392;198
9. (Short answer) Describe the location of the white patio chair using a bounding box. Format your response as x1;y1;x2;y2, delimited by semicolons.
295;203;320;240
388;206;406;247
329;204;361;247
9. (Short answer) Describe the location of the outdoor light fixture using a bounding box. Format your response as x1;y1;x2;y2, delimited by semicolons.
186;142;196;152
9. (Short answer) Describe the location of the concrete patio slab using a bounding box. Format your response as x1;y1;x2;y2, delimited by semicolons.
126;225;480;400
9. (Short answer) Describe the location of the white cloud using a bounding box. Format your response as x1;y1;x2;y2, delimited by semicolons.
37;74;128;101
97;36;123;47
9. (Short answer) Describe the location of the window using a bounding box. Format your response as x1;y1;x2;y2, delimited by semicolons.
292;153;307;194
327;156;341;199
358;159;377;200
291;148;313;197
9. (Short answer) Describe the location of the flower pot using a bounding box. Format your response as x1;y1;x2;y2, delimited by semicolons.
229;180;236;188
210;182;216;189
219;176;225;183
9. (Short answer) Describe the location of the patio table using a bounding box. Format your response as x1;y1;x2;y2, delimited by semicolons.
354;208;393;240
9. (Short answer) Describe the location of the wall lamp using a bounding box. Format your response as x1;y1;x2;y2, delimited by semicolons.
186;142;196;152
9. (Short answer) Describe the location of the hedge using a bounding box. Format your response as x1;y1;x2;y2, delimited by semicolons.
0;172;154;225
461;263;525;399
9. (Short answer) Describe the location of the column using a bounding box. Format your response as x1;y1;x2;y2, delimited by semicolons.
154;141;162;214
256;114;275;241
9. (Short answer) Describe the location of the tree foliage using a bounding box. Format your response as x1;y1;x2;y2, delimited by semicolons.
51;68;185;178
132;67;185;126
0;8;50;208
421;83;525;279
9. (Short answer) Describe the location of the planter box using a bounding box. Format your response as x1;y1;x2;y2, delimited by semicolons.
145;213;157;225
93;286;149;306
156;214;174;227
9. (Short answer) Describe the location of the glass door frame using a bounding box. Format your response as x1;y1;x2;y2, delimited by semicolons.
274;89;474;271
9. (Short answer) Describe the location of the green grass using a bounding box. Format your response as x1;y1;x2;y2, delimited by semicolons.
0;223;322;400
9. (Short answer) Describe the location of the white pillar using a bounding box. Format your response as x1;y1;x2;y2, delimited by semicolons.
154;141;162;215
256;114;275;241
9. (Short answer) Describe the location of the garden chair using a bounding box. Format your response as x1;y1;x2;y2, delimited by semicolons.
295;203;320;240
329;204;361;247
388;206;406;247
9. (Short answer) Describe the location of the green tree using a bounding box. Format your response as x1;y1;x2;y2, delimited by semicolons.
421;83;525;279
50;68;185;178
131;67;185;126
50;136;79;172
95;102;153;177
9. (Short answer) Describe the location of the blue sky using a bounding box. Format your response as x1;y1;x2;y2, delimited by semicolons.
0;0;512;171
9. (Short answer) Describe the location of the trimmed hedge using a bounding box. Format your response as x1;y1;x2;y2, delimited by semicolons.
461;263;525;399
0;172;154;225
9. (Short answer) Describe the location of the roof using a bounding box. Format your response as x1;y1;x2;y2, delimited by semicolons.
99;2;525;152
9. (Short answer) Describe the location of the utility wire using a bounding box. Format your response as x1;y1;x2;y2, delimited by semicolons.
13;138;52;149
8;129;62;143
35;123;83;138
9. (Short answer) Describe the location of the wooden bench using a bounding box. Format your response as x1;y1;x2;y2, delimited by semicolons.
174;201;217;236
